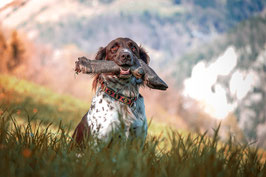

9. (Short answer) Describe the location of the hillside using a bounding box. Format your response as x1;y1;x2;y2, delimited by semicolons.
0;74;89;126
1;2;266;172
0;76;266;177
1;0;265;70
171;15;266;147
0;0;265;148
0;74;173;135
0;77;266;176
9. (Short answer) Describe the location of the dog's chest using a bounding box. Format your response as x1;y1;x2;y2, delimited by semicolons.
86;89;147;141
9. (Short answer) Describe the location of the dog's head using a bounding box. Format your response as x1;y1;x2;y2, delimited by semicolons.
93;38;150;89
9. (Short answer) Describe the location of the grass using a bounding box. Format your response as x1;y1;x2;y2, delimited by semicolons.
0;74;266;176
0;110;265;177
0;74;89;127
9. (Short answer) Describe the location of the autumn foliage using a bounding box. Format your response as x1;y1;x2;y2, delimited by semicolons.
0;28;29;75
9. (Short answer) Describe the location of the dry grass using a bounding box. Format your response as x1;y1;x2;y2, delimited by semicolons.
0;74;266;177
0;109;266;177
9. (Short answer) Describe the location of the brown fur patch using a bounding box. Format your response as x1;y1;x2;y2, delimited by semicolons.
72;112;90;145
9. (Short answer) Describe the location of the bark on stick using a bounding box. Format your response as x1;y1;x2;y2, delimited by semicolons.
75;57;168;90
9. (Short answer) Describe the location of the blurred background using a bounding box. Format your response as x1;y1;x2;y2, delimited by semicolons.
0;0;265;148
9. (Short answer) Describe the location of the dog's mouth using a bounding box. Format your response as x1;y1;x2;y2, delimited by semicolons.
119;65;132;78
120;68;130;75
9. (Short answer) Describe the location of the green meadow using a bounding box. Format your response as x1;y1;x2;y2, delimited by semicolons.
0;74;265;177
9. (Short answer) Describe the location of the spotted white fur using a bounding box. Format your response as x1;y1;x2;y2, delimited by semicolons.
86;74;147;143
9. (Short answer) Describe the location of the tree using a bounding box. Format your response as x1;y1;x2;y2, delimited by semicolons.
0;29;7;72
7;30;25;71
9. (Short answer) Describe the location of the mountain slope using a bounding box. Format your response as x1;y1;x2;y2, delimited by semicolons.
1;0;265;70
172;14;266;147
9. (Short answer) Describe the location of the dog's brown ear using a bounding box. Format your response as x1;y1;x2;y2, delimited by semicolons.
139;46;150;65
93;47;106;91
95;47;106;60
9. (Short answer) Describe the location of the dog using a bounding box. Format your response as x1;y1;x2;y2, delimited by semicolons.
72;38;151;145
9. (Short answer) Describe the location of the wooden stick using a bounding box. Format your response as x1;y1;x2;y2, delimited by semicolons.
137;59;168;90
75;57;119;74
75;57;168;90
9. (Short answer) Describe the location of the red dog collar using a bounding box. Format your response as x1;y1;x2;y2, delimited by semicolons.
100;82;137;107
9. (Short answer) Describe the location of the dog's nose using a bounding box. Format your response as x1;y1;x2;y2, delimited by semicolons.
120;52;131;61
120;51;132;64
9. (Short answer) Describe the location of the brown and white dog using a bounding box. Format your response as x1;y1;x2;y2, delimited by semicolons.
72;38;151;145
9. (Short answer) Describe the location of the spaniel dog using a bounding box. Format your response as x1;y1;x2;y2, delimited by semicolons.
72;38;151;145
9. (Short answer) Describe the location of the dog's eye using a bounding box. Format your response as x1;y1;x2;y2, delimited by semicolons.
131;46;137;52
111;44;119;53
